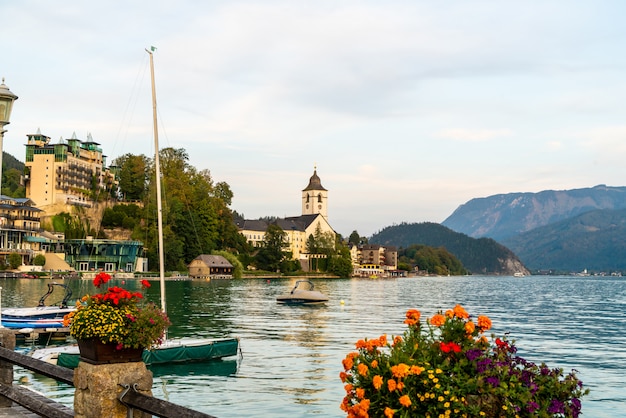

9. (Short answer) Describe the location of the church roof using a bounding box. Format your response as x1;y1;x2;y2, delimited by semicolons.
237;214;328;233
302;169;327;192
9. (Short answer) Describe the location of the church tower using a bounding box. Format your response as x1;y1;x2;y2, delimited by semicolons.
302;166;328;218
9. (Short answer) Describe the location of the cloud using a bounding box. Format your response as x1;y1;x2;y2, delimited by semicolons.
436;128;514;142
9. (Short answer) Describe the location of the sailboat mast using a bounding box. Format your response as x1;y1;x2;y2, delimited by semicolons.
146;47;167;314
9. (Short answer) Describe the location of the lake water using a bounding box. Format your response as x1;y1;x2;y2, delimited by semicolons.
5;275;626;417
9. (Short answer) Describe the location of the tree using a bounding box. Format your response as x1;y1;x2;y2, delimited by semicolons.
255;224;288;272
8;253;21;269
213;250;244;279
33;254;47;266
348;230;361;245
114;153;149;201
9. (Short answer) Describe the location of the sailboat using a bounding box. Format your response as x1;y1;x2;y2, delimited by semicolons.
30;48;240;368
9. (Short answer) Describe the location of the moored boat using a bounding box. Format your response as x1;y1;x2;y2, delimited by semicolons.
276;280;329;305
30;337;240;369
1;283;75;329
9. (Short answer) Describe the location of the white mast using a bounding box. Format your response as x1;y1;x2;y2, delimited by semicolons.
146;47;167;314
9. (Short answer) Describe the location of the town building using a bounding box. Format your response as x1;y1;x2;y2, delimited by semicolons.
236;168;336;268
0;195;43;266
24;130;117;207
350;243;401;278
188;254;233;279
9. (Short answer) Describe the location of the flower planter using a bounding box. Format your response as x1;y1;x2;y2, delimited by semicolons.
78;339;144;365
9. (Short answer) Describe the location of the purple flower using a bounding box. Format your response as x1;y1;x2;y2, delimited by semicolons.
466;349;482;361
477;358;492;373
547;399;565;414
485;376;500;387
526;401;539;413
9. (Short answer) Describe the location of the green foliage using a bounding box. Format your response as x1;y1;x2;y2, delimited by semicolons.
213;250;244;279
113;154;148;201
372;222;522;275
399;244;468;275
126;147;251;272
101;204;141;229
8;253;21;269
0;153;26;197
255;224;288;272
51;212;90;239
33;254;47;266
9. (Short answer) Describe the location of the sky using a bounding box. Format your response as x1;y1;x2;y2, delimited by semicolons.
2;1;626;238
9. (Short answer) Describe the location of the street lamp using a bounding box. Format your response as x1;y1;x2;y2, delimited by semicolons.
0;78;18;196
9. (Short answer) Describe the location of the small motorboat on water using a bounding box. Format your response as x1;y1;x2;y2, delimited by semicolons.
276;280;329;305
2;283;75;329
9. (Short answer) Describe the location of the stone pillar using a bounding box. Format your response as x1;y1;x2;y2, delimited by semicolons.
0;328;15;408
73;361;153;418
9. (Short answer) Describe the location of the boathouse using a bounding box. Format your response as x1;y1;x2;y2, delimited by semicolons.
188;254;233;279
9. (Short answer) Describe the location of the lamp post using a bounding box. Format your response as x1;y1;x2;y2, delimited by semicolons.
0;78;18;196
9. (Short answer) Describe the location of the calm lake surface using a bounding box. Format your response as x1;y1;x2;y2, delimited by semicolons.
5;275;626;417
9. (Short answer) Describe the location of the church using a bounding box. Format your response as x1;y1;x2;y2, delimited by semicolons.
237;168;336;266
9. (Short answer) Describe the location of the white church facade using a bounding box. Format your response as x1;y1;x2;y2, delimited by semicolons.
237;168;336;262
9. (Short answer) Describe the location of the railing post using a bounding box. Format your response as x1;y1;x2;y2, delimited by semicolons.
73;361;153;418
0;328;15;408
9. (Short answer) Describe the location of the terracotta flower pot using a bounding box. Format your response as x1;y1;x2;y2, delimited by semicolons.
77;339;144;365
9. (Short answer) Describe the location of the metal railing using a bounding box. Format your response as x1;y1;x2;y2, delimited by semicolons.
0;345;217;418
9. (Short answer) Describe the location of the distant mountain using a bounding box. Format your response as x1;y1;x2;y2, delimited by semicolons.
501;208;626;273
370;222;529;276
442;185;626;241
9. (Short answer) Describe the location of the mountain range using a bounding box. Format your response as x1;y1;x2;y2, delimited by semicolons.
441;184;626;273
441;184;626;241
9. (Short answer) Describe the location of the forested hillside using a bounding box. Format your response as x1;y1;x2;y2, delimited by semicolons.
370;222;528;275
2;152;25;197
502;208;626;273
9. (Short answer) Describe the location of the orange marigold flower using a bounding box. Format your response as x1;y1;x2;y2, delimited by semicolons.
387;379;397;392
393;336;403;346
465;321;476;334
379;334;388;346
453;304;469;319
391;363;410;379
356;388;365;399
477;315;492;331
373;375;383;390
358;363;369;377
399;394;412;407
429;313;446;327
409;365;425;375
344;383;354;393
384;407;395;418
445;309;454;318
355;339;367;349
406;308;420;319
339;371;348;382
396;381;405;391
342;356;354;371
371;360;378;368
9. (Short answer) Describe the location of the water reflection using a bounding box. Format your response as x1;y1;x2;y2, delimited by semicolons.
6;276;626;417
